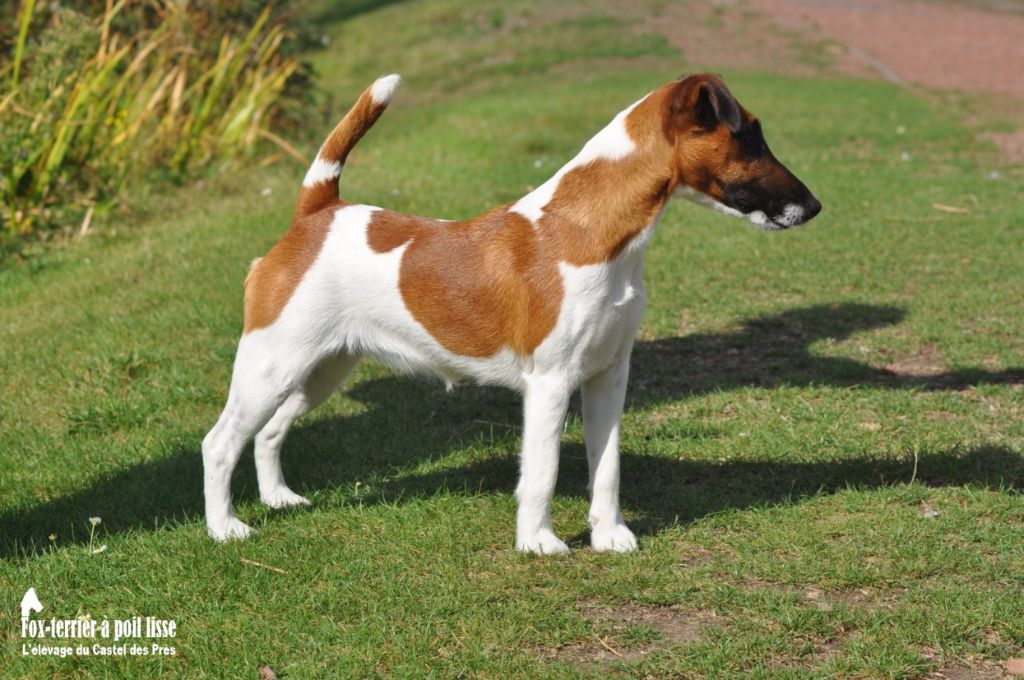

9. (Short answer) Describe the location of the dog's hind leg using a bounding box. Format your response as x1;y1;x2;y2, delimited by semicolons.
203;336;310;541
255;352;360;509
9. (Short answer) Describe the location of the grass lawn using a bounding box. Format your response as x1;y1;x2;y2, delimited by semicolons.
2;0;1022;677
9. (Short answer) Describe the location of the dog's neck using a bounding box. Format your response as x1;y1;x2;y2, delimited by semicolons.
509;90;675;264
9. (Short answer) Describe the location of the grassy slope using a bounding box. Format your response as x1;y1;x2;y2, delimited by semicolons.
2;0;1022;677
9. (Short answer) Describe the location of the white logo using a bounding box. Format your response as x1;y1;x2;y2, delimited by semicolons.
21;588;43;621
18;587;177;658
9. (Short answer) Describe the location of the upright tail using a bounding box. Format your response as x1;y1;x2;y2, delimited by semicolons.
292;73;401;221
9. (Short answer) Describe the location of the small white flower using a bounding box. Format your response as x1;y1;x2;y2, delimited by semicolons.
89;517;102;526
91;544;108;555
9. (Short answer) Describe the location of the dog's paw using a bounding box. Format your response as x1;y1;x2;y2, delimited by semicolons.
261;487;311;510
516;529;570;555
591;523;637;553
207;517;255;542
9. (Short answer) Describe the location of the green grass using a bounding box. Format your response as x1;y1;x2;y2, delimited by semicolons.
2;0;1022;677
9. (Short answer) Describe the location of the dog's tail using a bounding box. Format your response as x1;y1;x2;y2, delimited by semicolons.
292;73;401;221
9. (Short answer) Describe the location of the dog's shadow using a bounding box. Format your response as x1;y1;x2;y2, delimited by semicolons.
2;303;1022;558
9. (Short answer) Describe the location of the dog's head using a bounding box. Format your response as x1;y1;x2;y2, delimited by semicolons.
662;73;821;231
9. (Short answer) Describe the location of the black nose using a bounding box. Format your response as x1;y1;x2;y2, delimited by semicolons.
805;195;822;220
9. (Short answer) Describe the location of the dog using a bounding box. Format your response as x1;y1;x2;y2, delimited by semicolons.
202;72;821;553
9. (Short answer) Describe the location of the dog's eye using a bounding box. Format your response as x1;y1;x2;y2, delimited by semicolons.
736;122;767;157
752;122;768;151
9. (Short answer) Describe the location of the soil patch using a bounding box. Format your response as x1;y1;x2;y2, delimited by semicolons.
885;344;948;378
980;130;1024;164
549;600;719;666
931;665;1011;679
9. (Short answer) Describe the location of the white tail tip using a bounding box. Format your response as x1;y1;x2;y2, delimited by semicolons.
370;73;402;105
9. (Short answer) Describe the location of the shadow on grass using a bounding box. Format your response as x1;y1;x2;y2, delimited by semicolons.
2;303;1021;558
629;303;1024;405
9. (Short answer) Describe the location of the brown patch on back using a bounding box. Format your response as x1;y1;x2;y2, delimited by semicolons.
365;93;680;358
369;207;563;357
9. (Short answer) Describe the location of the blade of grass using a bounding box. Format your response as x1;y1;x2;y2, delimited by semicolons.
10;0;38;88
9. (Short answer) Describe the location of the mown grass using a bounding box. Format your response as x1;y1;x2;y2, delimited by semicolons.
1;0;1022;677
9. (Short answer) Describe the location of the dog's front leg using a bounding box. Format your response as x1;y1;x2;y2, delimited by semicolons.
515;373;572;555
582;357;637;552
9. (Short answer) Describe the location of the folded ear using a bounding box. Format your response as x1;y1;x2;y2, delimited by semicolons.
670;74;742;135
694;78;742;133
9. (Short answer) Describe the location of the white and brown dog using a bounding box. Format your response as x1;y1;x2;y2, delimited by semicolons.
203;73;821;553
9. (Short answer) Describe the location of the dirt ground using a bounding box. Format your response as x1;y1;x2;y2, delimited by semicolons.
646;0;1024;161
747;0;1024;98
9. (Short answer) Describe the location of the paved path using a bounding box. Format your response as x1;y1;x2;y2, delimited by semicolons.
747;0;1024;98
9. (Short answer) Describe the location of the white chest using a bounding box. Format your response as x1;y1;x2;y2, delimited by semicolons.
534;245;649;382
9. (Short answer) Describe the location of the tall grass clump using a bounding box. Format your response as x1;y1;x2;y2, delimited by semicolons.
0;0;313;247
